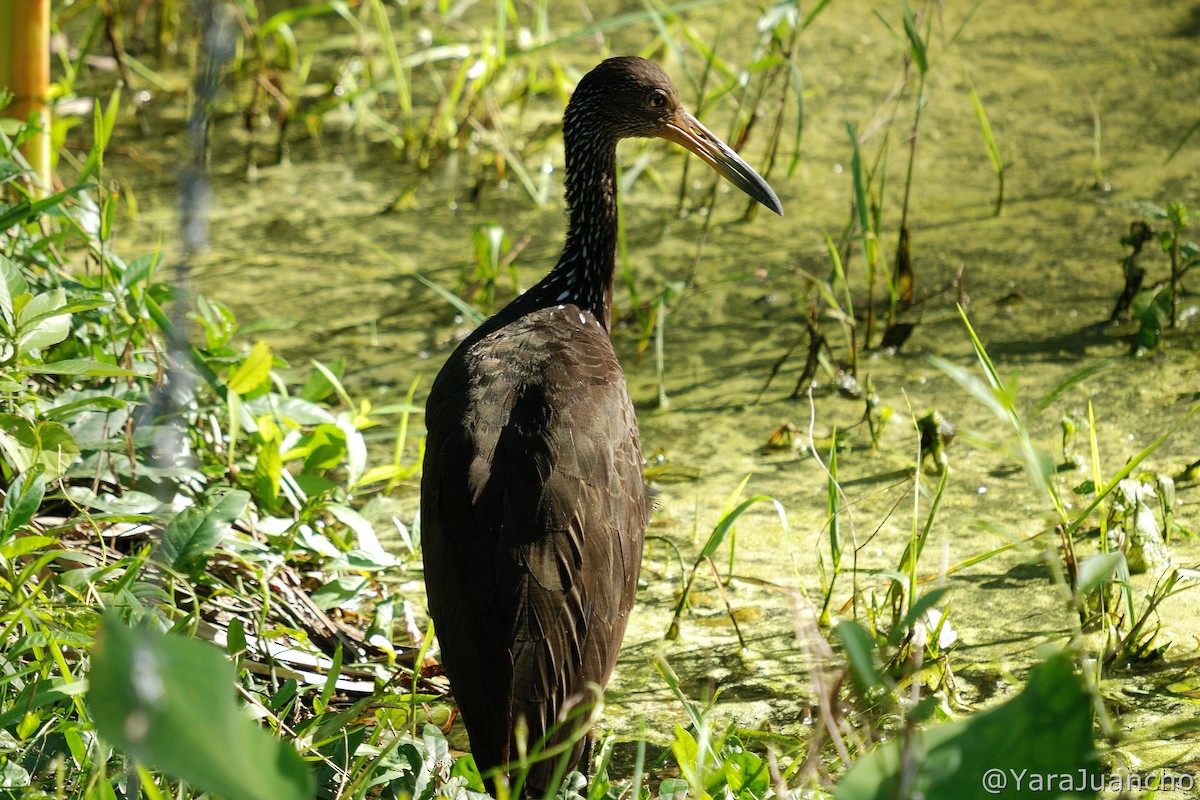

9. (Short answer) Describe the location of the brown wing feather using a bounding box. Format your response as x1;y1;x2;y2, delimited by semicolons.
422;305;649;788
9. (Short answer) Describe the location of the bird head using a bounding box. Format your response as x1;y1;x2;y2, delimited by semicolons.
564;56;783;216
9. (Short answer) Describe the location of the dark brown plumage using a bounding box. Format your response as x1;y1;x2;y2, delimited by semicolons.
420;56;781;795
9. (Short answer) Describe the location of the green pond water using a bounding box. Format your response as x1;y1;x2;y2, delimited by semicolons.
96;0;1200;788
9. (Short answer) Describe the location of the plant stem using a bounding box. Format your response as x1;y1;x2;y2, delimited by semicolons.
1169;215;1181;328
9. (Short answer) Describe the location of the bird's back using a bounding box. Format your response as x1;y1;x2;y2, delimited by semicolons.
421;302;649;788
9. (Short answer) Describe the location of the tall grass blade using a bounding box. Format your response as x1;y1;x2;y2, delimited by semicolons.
801;0;835;29
896;465;948;585
406;269;486;325
667;481;791;638
655;293;669;410
1063;401;1199;538
901;0;928;74
1030;361;1111;419
945;0;985;48
965;73;1005;215
525;0;728;53
1165;114;1200;164
819;436;841;625
934;311;1065;518
368;0;412;117
787;61;805;177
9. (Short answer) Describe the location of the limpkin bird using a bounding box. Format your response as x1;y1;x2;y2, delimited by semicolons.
421;56;782;794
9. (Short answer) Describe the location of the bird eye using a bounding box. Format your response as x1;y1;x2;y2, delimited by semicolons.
647;90;668;109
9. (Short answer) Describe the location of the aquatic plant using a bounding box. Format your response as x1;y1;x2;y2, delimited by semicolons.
763;0;997;394
757;234;859;399
1111;201;1198;349
462;220;525;314
665;475;792;644
933;309;1199;727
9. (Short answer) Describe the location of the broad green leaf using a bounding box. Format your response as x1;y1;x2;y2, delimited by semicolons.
723;750;769;797
450;753;486;792
358;464;411;485
891;587;952;646
291;472;337;497
227;341;273;395
366;594;396;651
34;297;111;319
835;651;1096;800
44;394;129;420
0;184;92;233
659;776;690;800
16;316;71;354
16;710;41;739
16;289;70;353
311;576;369;609
0;254;29;320
0;535;56;560
65;486;163;515
0;159;22;186
118;252;162;292
327;503;394;564
298;358;343;403
0;416;80;478
291;524;341;557
1075;551;1126;598
289;423;347;471
252;436;283;512
23;359;148;377
227;617;248;658
2;466;45;538
339;415;367;486
158;489;251;571
247;394;335;426
835;621;883;700
668;725;699;779
0;676;88;729
0;759;30;789
323;550;399;572
87;615;314;800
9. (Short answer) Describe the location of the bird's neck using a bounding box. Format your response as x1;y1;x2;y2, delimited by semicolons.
534;135;620;329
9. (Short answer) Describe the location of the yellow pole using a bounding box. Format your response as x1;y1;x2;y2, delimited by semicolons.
5;0;52;194
0;3;13;97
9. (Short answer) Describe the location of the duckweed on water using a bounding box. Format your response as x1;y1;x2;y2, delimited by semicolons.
3;0;1200;797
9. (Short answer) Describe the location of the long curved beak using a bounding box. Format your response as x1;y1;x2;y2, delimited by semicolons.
660;111;783;216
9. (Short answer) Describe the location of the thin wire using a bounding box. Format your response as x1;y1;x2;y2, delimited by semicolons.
146;0;235;498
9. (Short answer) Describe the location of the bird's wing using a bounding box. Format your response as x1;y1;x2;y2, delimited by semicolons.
421;307;648;775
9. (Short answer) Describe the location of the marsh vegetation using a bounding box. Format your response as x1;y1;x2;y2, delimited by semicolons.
1;0;1198;798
